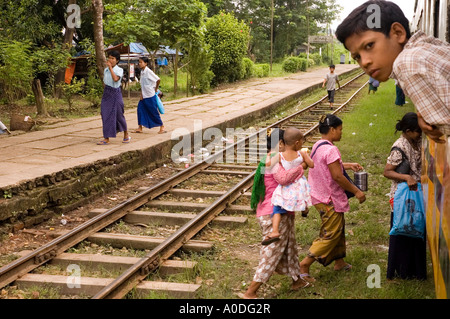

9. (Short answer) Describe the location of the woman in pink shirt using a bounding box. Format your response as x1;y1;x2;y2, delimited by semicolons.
299;114;366;283
243;128;309;299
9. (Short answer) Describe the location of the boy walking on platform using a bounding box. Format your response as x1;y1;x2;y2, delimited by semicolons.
335;0;449;144
323;65;341;109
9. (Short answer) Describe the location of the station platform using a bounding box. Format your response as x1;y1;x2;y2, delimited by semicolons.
0;64;360;191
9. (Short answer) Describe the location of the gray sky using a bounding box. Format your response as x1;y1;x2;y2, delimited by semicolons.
331;0;416;31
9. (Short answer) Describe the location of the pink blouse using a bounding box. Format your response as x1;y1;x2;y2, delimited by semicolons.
308;140;349;213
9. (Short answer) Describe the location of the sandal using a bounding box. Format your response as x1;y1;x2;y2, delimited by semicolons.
291;278;311;290
300;273;316;283
158;130;167;134
134;130;143;133
122;136;131;143
261;236;280;246
97;140;109;145
335;263;352;271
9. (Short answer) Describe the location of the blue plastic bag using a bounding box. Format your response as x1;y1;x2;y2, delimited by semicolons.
389;182;426;239
156;94;165;114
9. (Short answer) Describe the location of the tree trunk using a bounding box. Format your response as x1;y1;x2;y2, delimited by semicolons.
54;0;77;99
173;48;178;96
92;0;106;80
32;79;47;116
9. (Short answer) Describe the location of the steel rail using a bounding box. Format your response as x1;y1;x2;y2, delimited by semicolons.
0;160;211;288
304;79;369;136
93;171;255;299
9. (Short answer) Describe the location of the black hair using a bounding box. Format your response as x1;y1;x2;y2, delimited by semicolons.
329;64;335;69
395;112;420;134
319;114;343;134
267;128;285;150
335;0;411;49
108;50;121;63
139;56;149;64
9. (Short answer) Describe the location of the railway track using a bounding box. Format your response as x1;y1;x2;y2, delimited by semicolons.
0;71;368;299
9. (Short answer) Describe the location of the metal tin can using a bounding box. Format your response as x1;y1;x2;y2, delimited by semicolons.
354;171;368;191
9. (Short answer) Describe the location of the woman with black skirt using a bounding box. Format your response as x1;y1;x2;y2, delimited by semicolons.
383;112;427;280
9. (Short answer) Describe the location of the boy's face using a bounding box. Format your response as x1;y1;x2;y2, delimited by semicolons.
329;67;335;73
345;23;407;82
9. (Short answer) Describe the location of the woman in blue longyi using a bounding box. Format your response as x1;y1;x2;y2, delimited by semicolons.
97;50;130;145
135;57;166;134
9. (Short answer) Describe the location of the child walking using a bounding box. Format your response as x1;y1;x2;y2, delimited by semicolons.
135;57;166;134
262;127;314;245
322;65;341;109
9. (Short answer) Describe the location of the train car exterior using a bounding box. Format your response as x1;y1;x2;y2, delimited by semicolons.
411;0;449;42
412;0;450;300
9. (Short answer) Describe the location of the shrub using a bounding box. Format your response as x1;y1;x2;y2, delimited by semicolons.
254;63;269;78
0;40;33;105
282;57;300;73
299;58;308;71
282;56;308;73
310;53;323;66
205;12;250;85
242;58;255;79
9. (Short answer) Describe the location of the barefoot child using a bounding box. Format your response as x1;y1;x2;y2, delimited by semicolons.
262;128;314;245
322;65;341;109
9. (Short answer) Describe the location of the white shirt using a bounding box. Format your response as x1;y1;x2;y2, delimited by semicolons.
140;67;160;99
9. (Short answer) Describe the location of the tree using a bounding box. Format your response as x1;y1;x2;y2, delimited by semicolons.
199;0;341;62
92;0;107;79
104;0;160;64
0;0;65;115
151;0;208;96
205;12;250;85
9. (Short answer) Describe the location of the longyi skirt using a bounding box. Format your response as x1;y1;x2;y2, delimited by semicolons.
100;85;128;138
387;211;427;280
137;96;163;129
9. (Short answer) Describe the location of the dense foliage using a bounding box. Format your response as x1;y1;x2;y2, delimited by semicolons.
0;0;342;109
205;12;250;85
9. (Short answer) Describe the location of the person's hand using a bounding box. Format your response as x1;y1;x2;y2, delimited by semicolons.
406;175;418;191
418;112;445;144
106;60;112;68
347;163;363;172
300;149;309;157
355;190;366;204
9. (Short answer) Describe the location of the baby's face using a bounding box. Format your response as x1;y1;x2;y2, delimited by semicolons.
345;27;406;82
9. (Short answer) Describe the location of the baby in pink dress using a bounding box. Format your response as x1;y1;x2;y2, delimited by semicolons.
262;128;314;245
